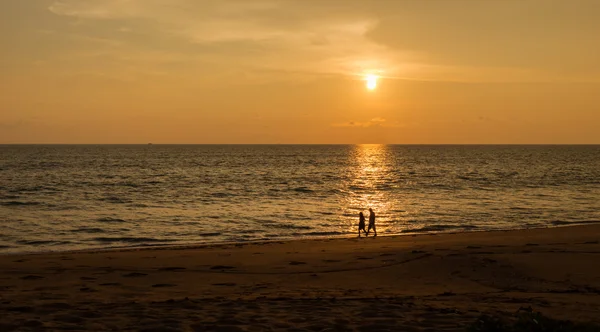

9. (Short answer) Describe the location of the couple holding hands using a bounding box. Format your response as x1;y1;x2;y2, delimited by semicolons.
358;208;376;237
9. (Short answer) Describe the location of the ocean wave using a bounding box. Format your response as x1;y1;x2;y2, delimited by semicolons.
457;175;490;182
264;223;313;230
284;214;312;220
117;182;141;188
37;161;64;168
71;227;106;234
317;211;335;215
198;232;222;237
302;231;343;236
99;196;131;204
16;240;71;246
402;224;478;233
97;217;127;223
127;203;149;208
292;187;314;193
93;237;178;243
46;204;83;211
0;200;41;206
551;220;600;226
211;192;235;198
510;206;531;210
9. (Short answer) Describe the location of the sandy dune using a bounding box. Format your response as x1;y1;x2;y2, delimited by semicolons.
1;225;599;331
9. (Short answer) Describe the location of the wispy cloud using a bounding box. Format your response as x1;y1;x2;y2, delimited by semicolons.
45;0;600;83
46;0;400;79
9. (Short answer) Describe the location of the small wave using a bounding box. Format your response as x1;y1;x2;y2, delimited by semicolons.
93;237;178;243
46;204;82;211
97;217;127;223
376;183;394;190
264;223;313;230
551;220;600;226
37;161;64;168
71;227;106;234
127;203;148;208
292;187;314;193
317;211;335;215
211;192;234;198
199;232;222;237
284;214;312;221
0;201;41;206
99;196;131;204
509;206;531;210
0;245;12;249
302;231;343;236
0;195;20;200
402;224;478;233
118;182;140;188
16;240;71;246
249;218;276;224
502;171;519;177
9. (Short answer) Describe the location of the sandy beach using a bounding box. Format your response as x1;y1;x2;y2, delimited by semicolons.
1;225;599;331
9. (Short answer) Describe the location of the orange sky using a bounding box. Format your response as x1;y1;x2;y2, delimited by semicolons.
1;0;599;144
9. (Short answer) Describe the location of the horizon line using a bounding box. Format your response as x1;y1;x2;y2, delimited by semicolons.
1;143;599;146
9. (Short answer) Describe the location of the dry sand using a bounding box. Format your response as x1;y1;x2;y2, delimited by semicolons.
1;225;599;331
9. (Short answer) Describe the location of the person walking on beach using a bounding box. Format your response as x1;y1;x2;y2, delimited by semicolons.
367;208;377;237
358;212;367;237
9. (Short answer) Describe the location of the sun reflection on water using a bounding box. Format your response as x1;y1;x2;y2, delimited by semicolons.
342;144;400;234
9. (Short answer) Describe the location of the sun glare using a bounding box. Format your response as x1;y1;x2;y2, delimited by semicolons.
366;74;378;90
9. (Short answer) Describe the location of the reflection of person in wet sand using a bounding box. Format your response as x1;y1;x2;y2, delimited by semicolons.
366;208;377;237
358;212;367;237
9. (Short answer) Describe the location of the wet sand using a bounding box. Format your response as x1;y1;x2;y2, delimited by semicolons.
1;225;599;331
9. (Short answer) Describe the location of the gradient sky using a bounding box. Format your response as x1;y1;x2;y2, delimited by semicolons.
1;0;599;144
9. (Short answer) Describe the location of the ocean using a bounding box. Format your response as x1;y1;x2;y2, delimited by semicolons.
1;144;599;254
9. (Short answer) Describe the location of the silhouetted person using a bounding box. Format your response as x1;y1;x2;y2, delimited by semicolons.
358;212;367;237
367;208;377;236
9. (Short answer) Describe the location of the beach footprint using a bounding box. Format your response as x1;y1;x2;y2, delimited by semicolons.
20;275;44;280
289;261;307;265
152;284;177;288
122;272;148;277
322;259;341;263
157;267;186;272
210;265;235;270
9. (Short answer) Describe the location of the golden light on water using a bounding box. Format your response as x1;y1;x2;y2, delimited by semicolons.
344;144;396;234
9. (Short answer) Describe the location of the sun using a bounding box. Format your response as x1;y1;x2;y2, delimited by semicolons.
365;74;378;90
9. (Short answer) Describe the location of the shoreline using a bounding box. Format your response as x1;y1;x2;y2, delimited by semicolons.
2;221;599;257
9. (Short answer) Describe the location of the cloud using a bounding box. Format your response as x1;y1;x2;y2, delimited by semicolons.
332;117;403;128
46;0;400;78
44;0;600;83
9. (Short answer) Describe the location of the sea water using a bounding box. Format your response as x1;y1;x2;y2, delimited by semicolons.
1;144;599;253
